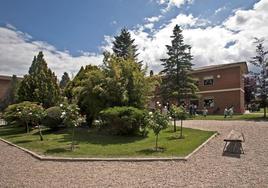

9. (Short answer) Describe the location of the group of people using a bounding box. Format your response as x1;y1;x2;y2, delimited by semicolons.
224;106;234;118
154;101;235;118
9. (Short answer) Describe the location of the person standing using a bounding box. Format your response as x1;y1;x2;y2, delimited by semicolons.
224;107;228;118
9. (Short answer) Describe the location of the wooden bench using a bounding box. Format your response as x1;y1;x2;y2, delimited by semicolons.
223;130;245;154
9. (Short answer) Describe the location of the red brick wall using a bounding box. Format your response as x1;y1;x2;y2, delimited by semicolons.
198;90;244;114
191;66;241;91
0;79;11;101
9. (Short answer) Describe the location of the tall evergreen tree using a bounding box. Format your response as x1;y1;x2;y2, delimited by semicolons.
160;25;198;104
250;38;268;118
112;28;141;65
18;51;60;108
60;72;70;89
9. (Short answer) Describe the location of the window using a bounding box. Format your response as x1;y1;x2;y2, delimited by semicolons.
203;76;214;86
204;98;214;108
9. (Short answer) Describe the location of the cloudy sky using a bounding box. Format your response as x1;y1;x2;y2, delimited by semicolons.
0;0;267;78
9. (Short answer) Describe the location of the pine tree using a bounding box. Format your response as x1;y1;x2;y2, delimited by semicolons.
18;51;60;108
60;72;70;89
160;25;198;104
112;28;141;65
250;38;268;118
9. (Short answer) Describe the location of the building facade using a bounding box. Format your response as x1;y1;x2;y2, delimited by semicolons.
0;75;14;101
150;62;248;114
191;62;248;114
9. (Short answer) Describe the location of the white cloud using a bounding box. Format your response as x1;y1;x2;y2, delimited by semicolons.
157;0;194;13
145;15;162;23
215;6;227;15
102;0;268;73
0;26;103;78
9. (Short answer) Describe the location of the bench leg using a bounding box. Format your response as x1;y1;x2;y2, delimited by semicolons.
223;141;228;153
240;144;245;154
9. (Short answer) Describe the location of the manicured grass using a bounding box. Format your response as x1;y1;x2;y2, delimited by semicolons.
0;125;215;158
189;113;268;121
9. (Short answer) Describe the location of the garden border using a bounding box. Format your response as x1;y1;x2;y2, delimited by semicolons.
0;132;217;162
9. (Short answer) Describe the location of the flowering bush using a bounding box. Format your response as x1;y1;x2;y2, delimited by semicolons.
59;103;83;151
3;101;46;138
147;110;169;151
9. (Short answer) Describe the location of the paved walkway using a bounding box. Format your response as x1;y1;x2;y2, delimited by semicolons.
0;120;268;187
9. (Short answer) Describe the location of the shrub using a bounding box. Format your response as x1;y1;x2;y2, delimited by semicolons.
99;106;148;136
3;101;36;127
3;101;45;136
147;110;169;151
42;106;64;130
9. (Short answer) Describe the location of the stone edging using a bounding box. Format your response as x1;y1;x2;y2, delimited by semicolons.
0;132;217;162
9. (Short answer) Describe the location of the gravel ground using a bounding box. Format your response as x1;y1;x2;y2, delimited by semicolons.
0;120;268;188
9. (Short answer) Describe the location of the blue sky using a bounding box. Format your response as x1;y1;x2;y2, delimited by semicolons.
0;0;267;77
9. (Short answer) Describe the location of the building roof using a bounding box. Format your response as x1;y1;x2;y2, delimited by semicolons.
192;61;248;74
0;75;23;81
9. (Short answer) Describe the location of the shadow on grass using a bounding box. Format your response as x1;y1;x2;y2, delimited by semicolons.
52;127;147;146
14;140;33;144
0;126;25;137
136;147;166;155
45;147;69;154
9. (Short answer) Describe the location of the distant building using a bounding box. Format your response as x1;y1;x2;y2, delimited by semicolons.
0;75;22;102
151;62;248;114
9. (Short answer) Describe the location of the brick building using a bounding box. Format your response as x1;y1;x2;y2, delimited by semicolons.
191;62;248;114
150;62;248;114
0;75;22;102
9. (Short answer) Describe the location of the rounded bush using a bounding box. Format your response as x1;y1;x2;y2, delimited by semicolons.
42;106;64;129
99;106;148;136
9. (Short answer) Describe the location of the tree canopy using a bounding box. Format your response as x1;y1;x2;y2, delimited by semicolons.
160;25;198;104
17;51;60;108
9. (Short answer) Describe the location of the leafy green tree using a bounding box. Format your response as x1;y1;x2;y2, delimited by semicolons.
112;28;141;65
0;75;20;111
17;52;60;108
250;38;268;118
60;72;70;89
160;25;198;104
77;66;106;126
169;105;187;138
28;105;46;141
102;54;153;108
148;110;169;151
60;103;83;151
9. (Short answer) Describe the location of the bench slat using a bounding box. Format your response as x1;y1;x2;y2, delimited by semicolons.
224;130;244;142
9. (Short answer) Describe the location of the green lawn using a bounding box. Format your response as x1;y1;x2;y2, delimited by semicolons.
189;113;268;121
0;125;215;158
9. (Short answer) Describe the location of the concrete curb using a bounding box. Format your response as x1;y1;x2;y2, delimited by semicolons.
0;132;217;162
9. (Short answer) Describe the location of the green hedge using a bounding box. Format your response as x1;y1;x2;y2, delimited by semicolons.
99;106;148;136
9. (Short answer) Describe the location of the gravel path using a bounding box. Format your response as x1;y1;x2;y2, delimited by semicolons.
0;120;268;188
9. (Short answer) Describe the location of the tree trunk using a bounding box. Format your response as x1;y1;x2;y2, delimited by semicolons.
71;126;75;151
173;119;176;132
26;122;29;133
264;103;267;118
180;119;183;138
155;134;158;151
38;124;43;141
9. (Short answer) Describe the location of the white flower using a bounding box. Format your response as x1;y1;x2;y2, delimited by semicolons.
149;112;153;115
169;116;172;120
29;112;32;115
60;104;63;107
61;111;66;115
